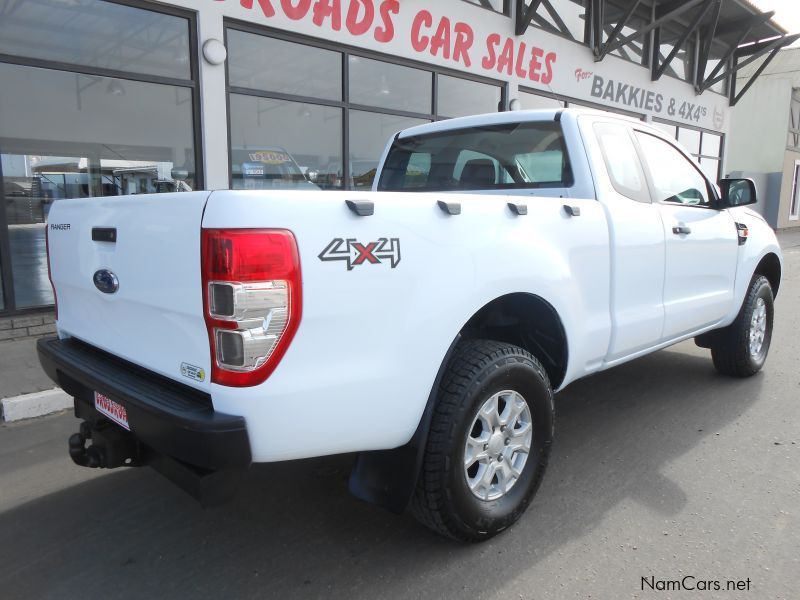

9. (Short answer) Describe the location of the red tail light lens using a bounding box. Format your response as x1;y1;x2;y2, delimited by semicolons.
45;226;58;320
201;229;302;387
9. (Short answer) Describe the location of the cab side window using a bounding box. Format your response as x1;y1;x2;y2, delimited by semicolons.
635;131;710;207
594;122;650;203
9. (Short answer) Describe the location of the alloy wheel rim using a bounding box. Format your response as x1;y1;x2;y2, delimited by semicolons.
464;390;533;501
749;297;767;357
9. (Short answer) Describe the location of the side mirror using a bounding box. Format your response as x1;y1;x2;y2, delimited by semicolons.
718;178;757;208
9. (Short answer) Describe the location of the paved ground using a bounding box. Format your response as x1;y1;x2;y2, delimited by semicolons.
0;232;798;600
0;337;55;398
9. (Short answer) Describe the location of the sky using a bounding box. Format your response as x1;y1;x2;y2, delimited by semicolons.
748;0;800;44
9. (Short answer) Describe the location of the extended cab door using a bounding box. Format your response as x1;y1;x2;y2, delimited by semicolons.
633;130;739;339
589;120;666;362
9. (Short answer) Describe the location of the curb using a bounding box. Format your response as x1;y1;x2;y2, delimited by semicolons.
1;388;72;423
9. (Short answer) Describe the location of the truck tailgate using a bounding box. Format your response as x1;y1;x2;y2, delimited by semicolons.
46;192;212;391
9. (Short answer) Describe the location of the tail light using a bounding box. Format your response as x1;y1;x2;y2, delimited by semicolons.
201;229;302;387
45;226;58;320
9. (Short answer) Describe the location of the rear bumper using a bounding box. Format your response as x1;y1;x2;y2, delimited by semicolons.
37;336;251;470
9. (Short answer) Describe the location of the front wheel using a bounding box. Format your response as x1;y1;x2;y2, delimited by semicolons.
411;339;554;542
711;275;774;377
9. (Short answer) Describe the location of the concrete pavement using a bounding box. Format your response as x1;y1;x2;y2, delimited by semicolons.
0;233;798;599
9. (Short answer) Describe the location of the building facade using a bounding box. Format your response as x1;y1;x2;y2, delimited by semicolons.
0;0;791;317
728;46;800;230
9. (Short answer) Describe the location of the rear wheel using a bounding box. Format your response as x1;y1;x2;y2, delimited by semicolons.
411;339;554;542
710;275;774;377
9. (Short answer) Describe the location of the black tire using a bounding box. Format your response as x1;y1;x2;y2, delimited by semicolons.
411;339;554;542
710;275;774;377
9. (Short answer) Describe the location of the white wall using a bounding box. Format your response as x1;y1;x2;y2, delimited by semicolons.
728;76;792;174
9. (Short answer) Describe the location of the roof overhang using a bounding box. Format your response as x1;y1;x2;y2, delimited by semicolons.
515;0;796;105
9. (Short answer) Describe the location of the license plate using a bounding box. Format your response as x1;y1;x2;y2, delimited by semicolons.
94;391;130;431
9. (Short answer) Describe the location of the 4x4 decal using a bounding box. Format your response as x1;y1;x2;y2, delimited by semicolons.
318;238;401;270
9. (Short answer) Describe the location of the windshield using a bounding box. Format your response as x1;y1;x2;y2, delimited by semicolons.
376;121;573;192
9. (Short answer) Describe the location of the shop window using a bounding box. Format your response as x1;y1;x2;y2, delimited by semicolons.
675;126;723;182
653;123;722;181
437;75;502;118
229;95;342;190
225;25;502;194
517;90;564;110
677;128;701;155
652;121;678;139
349;111;429;189
227;30;341;101
701;132;722;157
0;2;198;313
349;57;432;115
0;0;191;80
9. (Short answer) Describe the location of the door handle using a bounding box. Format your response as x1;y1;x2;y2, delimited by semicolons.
672;225;692;235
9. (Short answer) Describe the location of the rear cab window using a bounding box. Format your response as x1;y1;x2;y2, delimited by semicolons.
377;121;573;192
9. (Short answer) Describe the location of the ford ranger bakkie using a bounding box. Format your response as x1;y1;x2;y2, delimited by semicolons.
39;109;782;541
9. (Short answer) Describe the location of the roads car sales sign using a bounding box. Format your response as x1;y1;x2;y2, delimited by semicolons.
210;0;728;131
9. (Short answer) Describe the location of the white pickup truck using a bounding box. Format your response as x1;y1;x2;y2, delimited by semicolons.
39;108;781;541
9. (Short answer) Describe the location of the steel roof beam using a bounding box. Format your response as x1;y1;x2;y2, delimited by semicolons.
515;0;545;36
652;0;716;81
714;10;775;38
694;0;722;91
698;12;778;91
730;46;782;106
701;26;759;88
705;32;800;89
594;0;642;61
601;0;705;57
541;0;573;39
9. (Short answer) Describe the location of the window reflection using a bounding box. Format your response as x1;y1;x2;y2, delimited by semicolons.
349;56;432;114
229;95;342;190
438;75;502;118
227;30;341;101
0;62;197;309
0;0;191;80
350;111;429;189
518;91;564;109
224;28;504;194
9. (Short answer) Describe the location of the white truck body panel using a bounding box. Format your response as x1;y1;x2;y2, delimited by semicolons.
45;109;783;464
47;192;212;392
201;189;610;461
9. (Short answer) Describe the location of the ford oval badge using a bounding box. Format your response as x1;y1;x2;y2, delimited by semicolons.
93;269;119;294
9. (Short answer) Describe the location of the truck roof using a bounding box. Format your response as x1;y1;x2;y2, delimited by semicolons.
397;107;639;139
